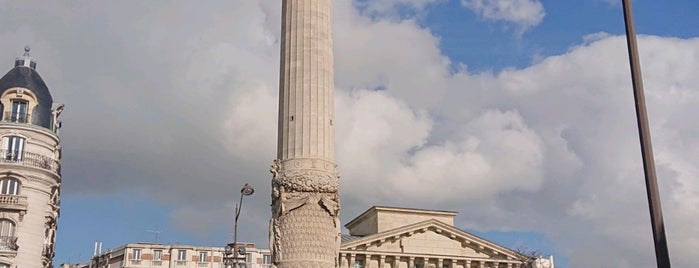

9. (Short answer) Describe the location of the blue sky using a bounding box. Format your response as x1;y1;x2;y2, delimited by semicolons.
2;0;699;267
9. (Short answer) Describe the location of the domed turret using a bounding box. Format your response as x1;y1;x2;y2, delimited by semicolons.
0;46;54;129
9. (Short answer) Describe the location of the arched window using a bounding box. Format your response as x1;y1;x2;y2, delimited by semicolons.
0;219;16;251
0;263;9;268
2;136;24;161
0;178;20;195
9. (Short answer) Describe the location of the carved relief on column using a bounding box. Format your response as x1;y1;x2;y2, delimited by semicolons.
270;159;340;268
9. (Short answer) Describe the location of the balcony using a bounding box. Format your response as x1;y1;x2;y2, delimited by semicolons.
0;149;60;174
0;194;28;211
0;236;18;251
3;113;30;124
1;112;60;134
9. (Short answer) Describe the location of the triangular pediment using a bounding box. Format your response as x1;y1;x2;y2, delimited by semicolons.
341;219;522;261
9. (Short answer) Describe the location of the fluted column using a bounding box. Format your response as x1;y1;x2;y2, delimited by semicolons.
270;0;340;268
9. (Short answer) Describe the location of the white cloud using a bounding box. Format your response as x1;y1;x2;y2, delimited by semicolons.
461;0;545;34
3;1;699;267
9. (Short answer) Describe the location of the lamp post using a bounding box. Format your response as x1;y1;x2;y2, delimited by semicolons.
620;1;671;267
225;183;254;268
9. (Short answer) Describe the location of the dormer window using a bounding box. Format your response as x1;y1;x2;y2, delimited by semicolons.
0;88;41;126
10;100;28;123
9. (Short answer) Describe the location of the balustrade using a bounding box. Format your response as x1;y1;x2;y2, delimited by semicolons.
0;149;60;173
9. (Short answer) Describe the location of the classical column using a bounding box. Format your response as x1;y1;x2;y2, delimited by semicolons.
349;254;356;268
270;0;340;268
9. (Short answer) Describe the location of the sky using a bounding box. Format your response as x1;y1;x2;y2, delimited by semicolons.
1;0;698;267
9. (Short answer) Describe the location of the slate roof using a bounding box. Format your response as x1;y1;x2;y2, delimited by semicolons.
0;63;54;129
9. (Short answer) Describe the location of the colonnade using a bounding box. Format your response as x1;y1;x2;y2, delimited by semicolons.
339;253;522;268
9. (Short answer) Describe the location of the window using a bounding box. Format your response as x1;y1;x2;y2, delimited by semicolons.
0;263;9;268
10;100;28;123
132;249;141;260
0;219;16;251
263;255;271;264
3;136;25;161
199;251;208;262
0;178;20;195
177;250;187;261
353;259;365;268
154;250;163;260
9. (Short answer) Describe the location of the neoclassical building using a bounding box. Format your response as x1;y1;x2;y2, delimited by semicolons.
339;207;553;268
64;207;553;268
0;47;64;267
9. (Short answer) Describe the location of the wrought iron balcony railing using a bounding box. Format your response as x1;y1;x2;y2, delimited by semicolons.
0;149;60;173
0;236;18;251
3;113;31;124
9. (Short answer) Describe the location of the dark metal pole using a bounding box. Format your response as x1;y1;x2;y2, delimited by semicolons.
233;193;244;268
621;1;671;267
231;184;254;268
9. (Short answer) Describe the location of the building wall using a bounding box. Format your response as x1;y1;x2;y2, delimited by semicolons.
84;243;272;268
0;97;61;267
346;207;457;236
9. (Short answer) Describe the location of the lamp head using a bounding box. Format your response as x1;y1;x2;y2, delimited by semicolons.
241;183;254;196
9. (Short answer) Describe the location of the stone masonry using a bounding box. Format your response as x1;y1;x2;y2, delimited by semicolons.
270;0;341;268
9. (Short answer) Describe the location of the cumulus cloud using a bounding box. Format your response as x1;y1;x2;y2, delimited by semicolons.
461;0;545;35
3;1;699;267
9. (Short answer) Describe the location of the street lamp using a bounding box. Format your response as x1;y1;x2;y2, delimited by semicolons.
225;183;254;268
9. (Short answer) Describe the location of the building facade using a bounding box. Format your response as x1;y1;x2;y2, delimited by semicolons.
73;242;271;268
0;47;64;268
339;207;554;268
65;207;552;268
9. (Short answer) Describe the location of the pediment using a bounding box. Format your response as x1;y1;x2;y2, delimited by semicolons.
341;219;522;261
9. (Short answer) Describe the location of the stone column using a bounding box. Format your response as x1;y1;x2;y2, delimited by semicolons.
349;254;356;268
270;0;340;268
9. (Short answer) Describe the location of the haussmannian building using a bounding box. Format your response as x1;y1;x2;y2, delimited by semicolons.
69;242;272;268
0;47;64;268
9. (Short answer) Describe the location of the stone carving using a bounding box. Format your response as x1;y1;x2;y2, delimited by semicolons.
270;160;340;268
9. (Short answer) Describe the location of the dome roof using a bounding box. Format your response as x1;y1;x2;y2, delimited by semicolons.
0;49;54;129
